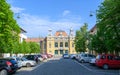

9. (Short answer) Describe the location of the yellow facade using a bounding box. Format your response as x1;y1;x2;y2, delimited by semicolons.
41;30;76;55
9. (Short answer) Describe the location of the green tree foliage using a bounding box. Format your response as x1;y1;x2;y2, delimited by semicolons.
20;41;31;54
29;42;40;53
0;0;20;54
18;41;40;54
75;23;88;53
90;0;120;54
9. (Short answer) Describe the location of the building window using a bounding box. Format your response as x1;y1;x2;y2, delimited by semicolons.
49;50;52;53
72;43;74;47
49;43;51;48
65;42;68;47
65;50;68;54
60;42;63;47
55;50;58;55
60;50;63;54
55;42;58;47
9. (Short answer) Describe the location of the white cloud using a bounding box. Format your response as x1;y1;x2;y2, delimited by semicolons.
18;13;82;37
10;6;25;13
62;10;71;16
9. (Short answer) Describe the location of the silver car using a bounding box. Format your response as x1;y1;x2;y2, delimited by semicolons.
21;58;36;67
78;53;96;63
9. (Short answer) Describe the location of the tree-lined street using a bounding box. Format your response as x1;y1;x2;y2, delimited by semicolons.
0;0;120;75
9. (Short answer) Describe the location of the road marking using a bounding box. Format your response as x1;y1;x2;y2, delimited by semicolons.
74;60;93;71
32;62;46;71
74;60;118;75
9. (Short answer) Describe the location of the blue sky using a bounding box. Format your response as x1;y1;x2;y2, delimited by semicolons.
7;0;103;37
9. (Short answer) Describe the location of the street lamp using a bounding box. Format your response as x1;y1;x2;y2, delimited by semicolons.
89;11;96;17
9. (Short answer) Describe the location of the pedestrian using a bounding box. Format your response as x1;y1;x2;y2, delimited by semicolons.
35;56;38;64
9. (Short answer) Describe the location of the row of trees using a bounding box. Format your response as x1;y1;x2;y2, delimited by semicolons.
0;0;20;54
12;41;40;55
0;0;40;56
75;0;120;55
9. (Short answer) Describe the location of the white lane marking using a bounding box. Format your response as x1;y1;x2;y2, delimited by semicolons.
74;60;118;75
32;62;46;71
74;61;93;71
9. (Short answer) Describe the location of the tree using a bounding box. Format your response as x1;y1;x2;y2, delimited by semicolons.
20;41;31;54
29;42;40;54
75;23;88;53
90;0;120;54
0;0;20;54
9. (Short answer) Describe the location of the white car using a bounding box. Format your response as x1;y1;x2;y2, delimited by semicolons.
77;53;96;63
21;58;36;67
63;54;69;59
89;58;96;65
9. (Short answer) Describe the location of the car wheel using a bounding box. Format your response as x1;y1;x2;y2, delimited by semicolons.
103;64;109;70
81;60;85;63
0;69;8;75
26;63;31;67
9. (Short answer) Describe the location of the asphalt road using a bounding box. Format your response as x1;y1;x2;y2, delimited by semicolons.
15;58;120;75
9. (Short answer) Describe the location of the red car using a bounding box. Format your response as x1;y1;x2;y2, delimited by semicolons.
96;54;120;69
46;54;53;58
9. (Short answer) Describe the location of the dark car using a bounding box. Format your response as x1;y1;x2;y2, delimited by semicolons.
63;54;69;59
23;55;38;63
0;58;18;75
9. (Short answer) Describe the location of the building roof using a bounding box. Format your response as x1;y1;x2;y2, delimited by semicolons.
25;38;44;43
55;30;67;36
89;25;96;32
56;30;65;32
20;28;27;33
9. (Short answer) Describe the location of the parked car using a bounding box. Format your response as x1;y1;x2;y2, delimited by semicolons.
77;53;96;63
8;57;22;69
41;54;48;60
0;59;12;75
23;55;39;63
36;55;43;62
21;57;36;67
70;54;76;59
63;54;69;59
96;54;120;69
0;58;18;74
75;54;79;60
46;54;53;58
23;55;37;60
89;58;96;65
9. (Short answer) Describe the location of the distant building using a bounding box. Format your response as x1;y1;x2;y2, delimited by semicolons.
41;28;76;55
89;25;97;55
89;25;97;35
26;38;44;43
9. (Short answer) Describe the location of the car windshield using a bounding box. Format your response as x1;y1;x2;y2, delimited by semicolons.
21;58;28;61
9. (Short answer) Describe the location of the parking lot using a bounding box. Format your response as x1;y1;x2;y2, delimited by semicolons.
74;59;120;75
14;57;59;75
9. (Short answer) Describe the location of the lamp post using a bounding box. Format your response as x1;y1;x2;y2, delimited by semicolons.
89;11;96;17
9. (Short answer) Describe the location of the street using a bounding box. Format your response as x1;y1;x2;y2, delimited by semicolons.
14;57;120;75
